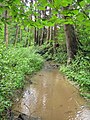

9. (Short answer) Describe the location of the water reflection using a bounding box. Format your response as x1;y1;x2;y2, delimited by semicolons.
42;94;47;110
21;87;38;115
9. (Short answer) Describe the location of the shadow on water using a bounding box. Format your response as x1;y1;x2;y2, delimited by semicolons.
13;62;90;120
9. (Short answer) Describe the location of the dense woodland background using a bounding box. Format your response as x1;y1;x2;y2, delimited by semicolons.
0;0;90;119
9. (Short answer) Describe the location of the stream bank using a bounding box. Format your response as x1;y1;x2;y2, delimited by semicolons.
12;61;90;120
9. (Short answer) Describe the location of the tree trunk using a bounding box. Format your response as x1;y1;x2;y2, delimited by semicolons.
63;6;78;64
20;28;22;41
46;26;50;43
34;28;38;45
40;28;44;45
64;24;78;64
53;24;58;53
4;10;8;48
34;1;39;46
25;28;31;47
50;26;52;40
14;24;19;47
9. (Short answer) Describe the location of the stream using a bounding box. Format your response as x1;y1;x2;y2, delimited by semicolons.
13;62;90;120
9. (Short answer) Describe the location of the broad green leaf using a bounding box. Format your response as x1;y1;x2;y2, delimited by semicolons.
86;0;90;3
80;1;86;7
72;10;79;15
77;14;85;22
0;7;4;14
0;0;4;2
14;0;21;5
38;6;45;11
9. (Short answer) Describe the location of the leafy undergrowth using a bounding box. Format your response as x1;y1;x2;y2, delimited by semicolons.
60;52;90;99
0;44;44;119
36;42;67;64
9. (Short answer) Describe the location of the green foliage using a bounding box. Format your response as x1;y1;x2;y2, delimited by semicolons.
0;45;43;118
60;52;90;98
36;41;67;64
0;0;90;115
53;44;67;64
0;24;4;41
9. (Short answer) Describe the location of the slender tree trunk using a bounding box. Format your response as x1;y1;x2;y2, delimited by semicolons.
4;10;8;48
43;27;46;42
14;24;19;47
34;28;36;45
46;27;50;42
39;9;46;45
50;26;52;40
34;28;38;45
46;26;52;43
47;26;52;43
34;1;38;45
40;28;44;45
20;28;22;41
35;29;38;45
53;24;58;53
25;27;31;47
28;28;30;46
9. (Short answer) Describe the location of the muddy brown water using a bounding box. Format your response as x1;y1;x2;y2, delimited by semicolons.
13;62;90;120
